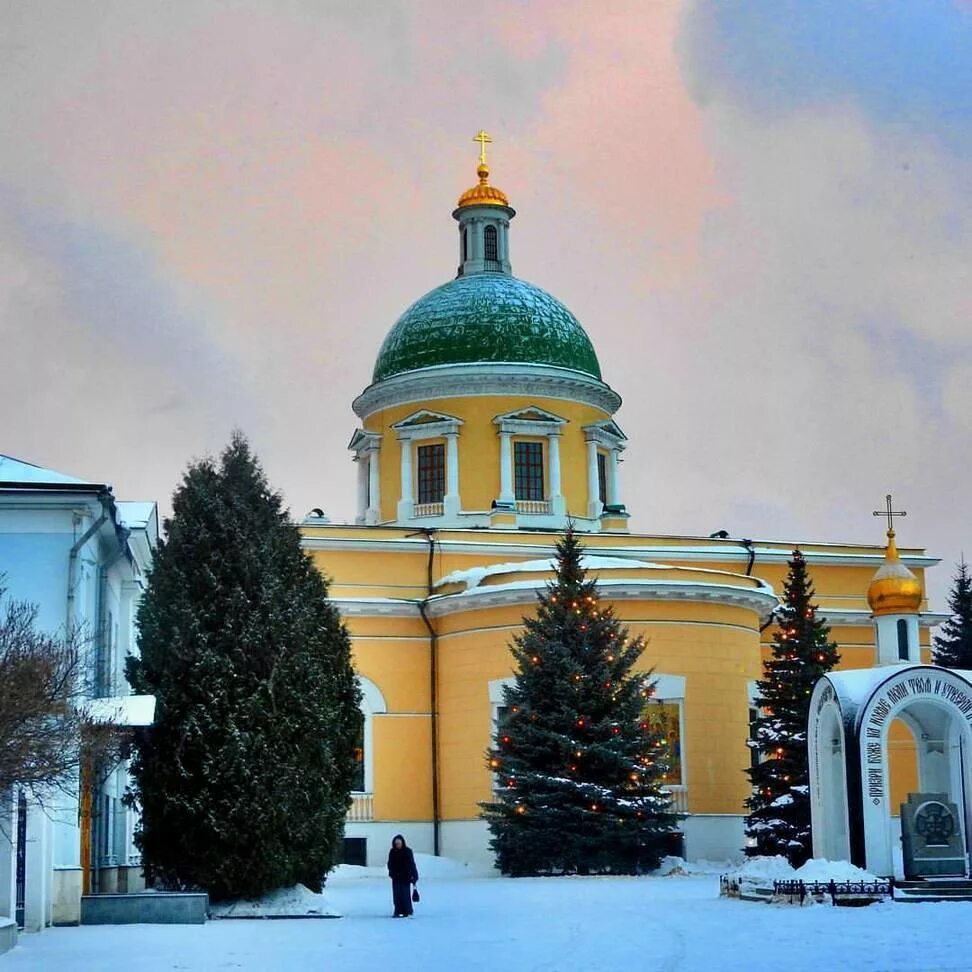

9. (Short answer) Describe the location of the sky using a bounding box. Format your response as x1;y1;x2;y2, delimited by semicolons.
1;1;969;606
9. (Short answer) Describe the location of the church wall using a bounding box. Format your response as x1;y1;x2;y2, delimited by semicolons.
372;716;433;821
309;544;430;600
362;394;612;521
303;524;939;862
349;634;430;714
430;599;763;822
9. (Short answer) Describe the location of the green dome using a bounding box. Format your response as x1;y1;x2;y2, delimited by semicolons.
372;274;602;382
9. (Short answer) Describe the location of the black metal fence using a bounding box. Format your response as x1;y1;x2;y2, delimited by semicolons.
773;878;893;906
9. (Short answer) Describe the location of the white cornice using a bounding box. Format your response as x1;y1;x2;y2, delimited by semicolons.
819;608;949;629
424;578;778;620
353;363;622;419
301;533;937;570
330;578;777;621
331;597;420;617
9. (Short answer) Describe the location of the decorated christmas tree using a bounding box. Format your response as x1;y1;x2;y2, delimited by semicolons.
745;549;839;865
480;527;681;876
933;559;972;668
127;433;362;900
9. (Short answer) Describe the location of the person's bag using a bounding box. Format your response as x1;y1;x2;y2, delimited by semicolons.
412;887;420;903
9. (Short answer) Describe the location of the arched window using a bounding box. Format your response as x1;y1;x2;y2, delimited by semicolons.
484;225;498;262
462;228;468;263
355;676;388;794
897;619;909;661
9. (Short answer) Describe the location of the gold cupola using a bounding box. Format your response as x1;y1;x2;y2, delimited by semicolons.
867;530;923;617
456;130;510;209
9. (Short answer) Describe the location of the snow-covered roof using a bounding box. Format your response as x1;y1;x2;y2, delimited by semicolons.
85;694;156;727
0;454;103;488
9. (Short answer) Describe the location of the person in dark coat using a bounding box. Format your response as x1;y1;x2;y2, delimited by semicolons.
387;833;419;917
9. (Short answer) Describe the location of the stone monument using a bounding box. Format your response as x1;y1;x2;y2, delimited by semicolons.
900;793;967;879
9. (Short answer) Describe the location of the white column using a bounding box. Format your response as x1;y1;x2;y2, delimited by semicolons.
498;431;515;506
0;795;14;921
397;439;413;521
444;432;460;517
366;448;381;524
607;448;621;506
24;796;52;931
549;433;565;517
586;438;601;518
355;456;369;524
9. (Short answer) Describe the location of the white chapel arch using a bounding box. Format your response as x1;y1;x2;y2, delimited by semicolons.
809;665;972;877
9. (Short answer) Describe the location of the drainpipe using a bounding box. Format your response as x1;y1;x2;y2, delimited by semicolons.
412;529;441;856
70;495;127;894
740;539;756;576
95;542;129;698
67;504;109;634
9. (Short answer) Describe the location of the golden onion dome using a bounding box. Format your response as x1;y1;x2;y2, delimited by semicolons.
867;530;923;617
456;162;510;209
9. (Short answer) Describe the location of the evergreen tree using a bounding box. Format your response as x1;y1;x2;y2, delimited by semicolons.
745;549;839;865
127;433;361;900
933;559;972;668
480;528;680;876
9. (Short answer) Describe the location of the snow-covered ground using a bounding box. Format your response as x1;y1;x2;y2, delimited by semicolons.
5;858;972;972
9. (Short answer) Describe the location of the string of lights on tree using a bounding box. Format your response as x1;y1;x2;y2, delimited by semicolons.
480;527;682;876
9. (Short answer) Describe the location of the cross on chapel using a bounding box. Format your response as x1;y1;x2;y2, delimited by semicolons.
872;493;907;534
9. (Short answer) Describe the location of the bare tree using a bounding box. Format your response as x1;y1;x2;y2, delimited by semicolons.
0;586;125;801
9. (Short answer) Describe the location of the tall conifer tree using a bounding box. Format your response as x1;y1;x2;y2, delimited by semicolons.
745;549;839;865
127;433;361;900
933;559;972;668
481;528;680;876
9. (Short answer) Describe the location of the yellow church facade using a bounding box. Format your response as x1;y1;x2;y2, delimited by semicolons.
301;142;944;867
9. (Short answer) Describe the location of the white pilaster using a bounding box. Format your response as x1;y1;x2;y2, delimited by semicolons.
397;439;414;521
444;432;461;517
24;796;53;931
366;449;381;525
549;433;565;516
355;457;369;525
586;438;601;518
607;448;621;506
498;432;515;506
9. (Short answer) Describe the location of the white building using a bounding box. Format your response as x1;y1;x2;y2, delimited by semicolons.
0;455;158;930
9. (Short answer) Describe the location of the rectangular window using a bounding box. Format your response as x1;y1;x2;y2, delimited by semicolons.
597;452;608;505
748;706;761;770
340;837;368;866
514;441;544;500
644;701;682;785
417;443;446;504
493;705;512;792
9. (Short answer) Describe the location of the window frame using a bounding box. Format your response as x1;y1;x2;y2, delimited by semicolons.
484;224;498;262
416;441;446;505
513;438;545;501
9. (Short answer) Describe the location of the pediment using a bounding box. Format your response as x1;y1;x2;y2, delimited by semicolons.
392;409;462;430
493;405;566;426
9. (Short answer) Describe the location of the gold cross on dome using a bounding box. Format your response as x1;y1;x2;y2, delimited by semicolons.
473;129;492;166
873;493;907;534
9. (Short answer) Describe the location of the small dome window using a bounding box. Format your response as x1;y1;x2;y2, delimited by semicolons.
484;225;498;262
